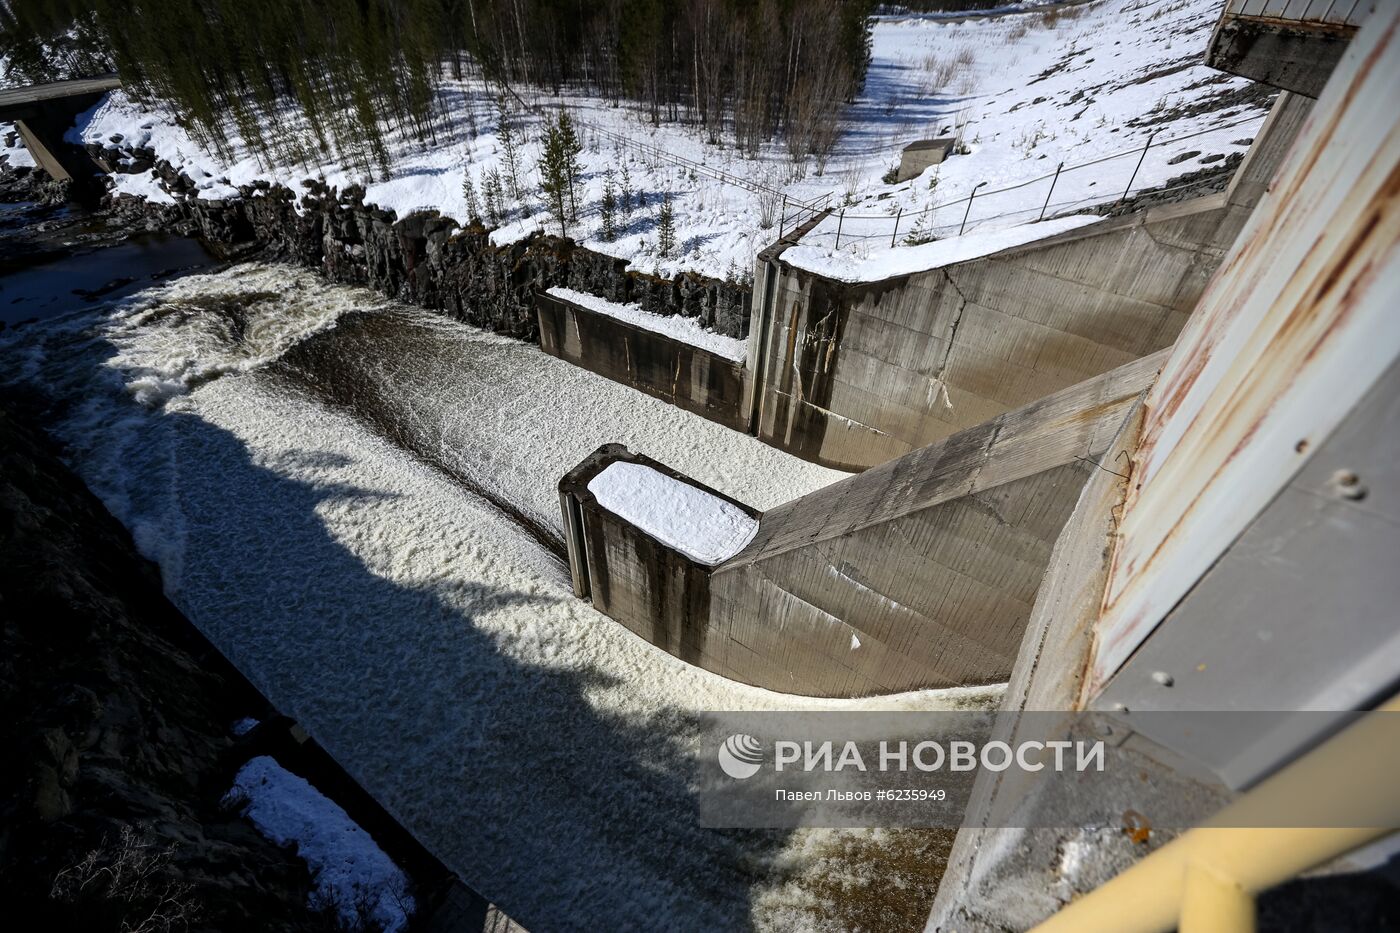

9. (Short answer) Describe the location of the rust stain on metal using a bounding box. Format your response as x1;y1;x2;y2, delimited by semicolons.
1089;8;1400;694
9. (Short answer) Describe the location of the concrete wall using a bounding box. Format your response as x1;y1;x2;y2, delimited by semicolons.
561;352;1164;697
1207;9;1358;98
927;19;1400;925
536;292;750;432
897;139;954;183
748;93;1312;471
558;444;758;663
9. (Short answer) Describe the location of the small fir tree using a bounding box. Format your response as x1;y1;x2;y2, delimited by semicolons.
483;168;505;227
619;163;634;218
496;93;523;201
600;171;617;241
657;193;676;257
538;113;571;237
462;169;482;225
556;110;585;221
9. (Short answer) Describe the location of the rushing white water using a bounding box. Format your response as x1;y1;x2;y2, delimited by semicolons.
1;263;1000;931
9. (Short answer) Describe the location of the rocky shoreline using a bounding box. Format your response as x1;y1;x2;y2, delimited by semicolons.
0;400;332;930
0;394;524;931
89;141;752;342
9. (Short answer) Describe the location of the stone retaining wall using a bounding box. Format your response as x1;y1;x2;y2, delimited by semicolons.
92;144;750;342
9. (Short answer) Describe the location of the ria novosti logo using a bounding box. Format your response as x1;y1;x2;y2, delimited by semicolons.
718;734;764;779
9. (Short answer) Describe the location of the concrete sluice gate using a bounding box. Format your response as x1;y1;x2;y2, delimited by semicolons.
561;350;1165;697
551;86;1317;697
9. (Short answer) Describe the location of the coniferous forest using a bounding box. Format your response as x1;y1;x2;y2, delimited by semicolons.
0;0;873;175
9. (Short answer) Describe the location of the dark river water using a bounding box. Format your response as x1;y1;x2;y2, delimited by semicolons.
0;200;219;327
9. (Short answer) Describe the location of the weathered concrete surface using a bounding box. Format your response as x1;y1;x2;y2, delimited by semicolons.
898;138;955;183
559;444;760;663
919;401;1199;932
1207;10;1358;98
562;352;1166;697
748;92;1312;472
707;350;1166;696
536;292;751;432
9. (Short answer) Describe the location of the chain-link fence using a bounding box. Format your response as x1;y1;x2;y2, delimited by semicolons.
798;115;1265;252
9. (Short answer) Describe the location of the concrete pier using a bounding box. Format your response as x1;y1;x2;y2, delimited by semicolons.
562;349;1165;696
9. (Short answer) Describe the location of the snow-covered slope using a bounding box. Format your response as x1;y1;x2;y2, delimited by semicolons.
63;0;1266;280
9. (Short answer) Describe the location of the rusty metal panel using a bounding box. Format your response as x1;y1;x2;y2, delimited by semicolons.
1090;8;1400;694
1093;357;1400;787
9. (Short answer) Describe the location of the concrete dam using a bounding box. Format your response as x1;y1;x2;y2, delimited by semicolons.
5;0;1395;927
543;80;1315;697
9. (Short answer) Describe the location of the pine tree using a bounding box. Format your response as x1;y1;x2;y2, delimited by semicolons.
538;113;571;237
600;171;617;241
496;93;523;202
657;193;676;257
556;110;585;221
483;168;504;227
619;163;634;218
903;210;935;246
462;169;483;225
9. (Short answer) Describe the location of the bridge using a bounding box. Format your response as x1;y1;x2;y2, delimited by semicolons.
1;74;121;187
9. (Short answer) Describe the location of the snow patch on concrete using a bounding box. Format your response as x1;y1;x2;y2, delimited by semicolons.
588;461;758;564
783;215;1103;282
547;286;746;362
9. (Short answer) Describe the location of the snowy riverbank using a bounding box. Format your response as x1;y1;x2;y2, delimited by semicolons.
58;0;1266;284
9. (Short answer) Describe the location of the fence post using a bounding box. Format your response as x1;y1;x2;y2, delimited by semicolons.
959;181;988;236
1119;131;1157;205
778;195;788;238
835;210;846;249
891;209;903;247
1039;162;1064;222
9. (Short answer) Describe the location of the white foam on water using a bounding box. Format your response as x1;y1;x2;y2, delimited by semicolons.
0;263;1004;930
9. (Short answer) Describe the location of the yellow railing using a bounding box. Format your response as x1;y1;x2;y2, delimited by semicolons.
1031;697;1400;933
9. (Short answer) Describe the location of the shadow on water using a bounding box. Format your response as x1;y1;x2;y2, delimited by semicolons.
149;407;793;931
2;300;795;930
0;232;220;327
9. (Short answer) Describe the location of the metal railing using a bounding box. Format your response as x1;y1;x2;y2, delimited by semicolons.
1030;694;1400;933
802;115;1265;252
514;88;1265;255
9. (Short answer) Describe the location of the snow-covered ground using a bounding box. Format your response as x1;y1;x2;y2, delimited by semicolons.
60;0;1267;283
227;756;415;933
2;121;36;169
1;264;1002;930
